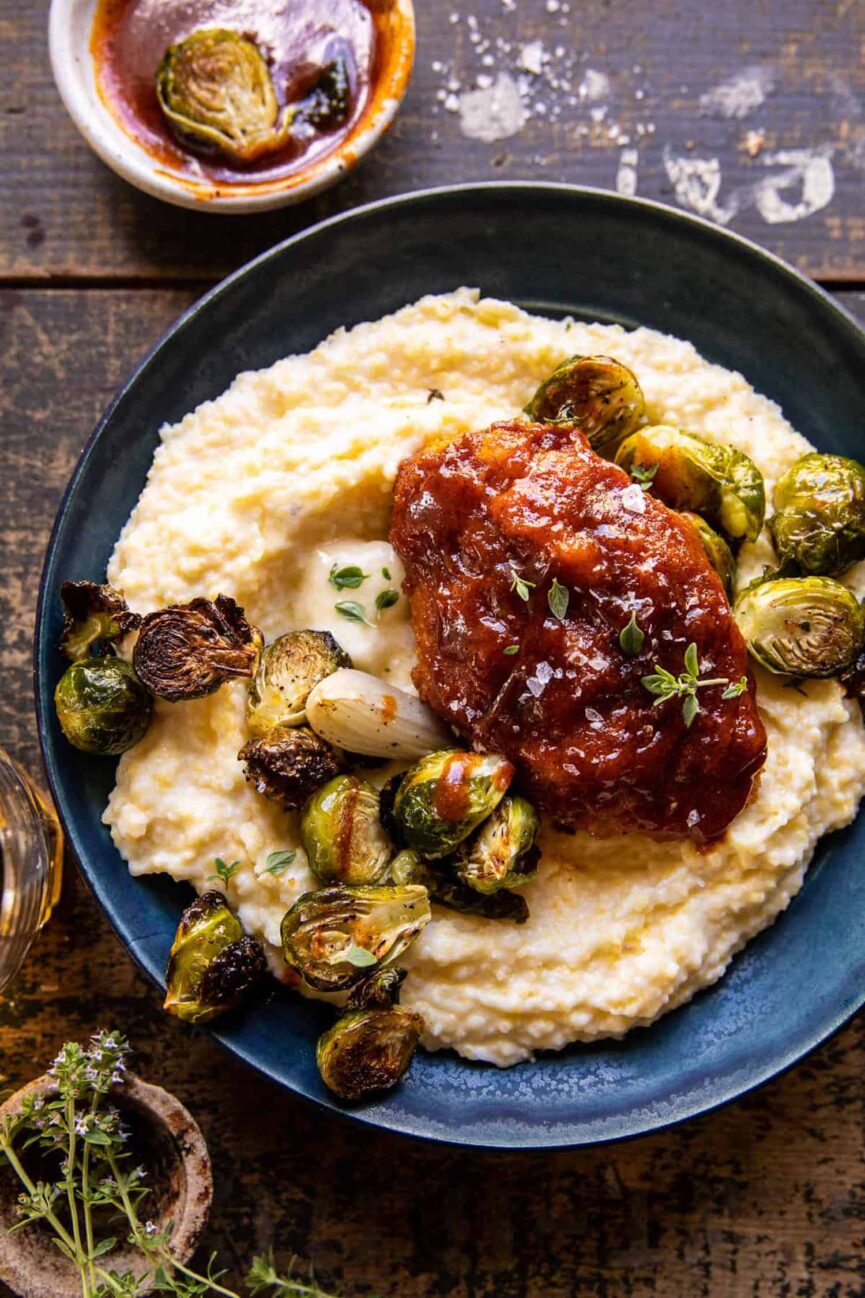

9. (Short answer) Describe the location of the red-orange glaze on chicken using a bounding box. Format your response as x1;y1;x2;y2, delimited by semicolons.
390;419;767;842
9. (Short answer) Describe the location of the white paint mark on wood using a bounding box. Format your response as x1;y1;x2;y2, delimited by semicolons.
752;147;836;224
699;65;775;119
616;147;639;196
458;71;527;142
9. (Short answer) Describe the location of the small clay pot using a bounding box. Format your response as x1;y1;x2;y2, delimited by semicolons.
0;1072;212;1298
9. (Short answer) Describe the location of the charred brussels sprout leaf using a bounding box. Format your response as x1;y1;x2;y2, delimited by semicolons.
452;796;540;894
734;576;864;677
247;629;351;735
156;28;290;163
55;658;152;755
769;453;865;576
346;964;407;1010
316;1005;424;1101
59;581;140;660
133;595;261;702
615;425;765;544
300;775;392;886
392;749;514;860
239;724;343;811
524;355;646;458
388;849;530;922
294;54;352;131
164;891;265;1024
680;512;736;599
280;884;431;992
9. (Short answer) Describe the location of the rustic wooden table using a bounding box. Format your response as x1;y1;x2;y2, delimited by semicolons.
2;1;865;1294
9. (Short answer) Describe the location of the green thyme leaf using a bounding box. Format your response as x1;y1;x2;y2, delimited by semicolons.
682;694;700;728
510;569;536;602
381;567;391;580
342;943;377;968
684;642;700;679
209;857;241;885
722;676;749;700
259;850;297;877
335;600;371;625
375;589;399;613
631;463;659;489
548;578;570;621
619;612;645;657
503;644;520;656
329;565;368;591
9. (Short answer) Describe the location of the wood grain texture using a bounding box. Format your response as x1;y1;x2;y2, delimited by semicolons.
1;288;865;1297
1;0;864;282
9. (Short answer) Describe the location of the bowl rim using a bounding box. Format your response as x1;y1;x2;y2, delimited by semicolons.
47;0;416;214
33;181;865;1149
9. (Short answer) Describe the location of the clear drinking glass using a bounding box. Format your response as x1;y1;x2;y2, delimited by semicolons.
0;749;63;994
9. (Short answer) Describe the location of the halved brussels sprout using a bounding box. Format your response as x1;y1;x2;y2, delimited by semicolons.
300;775;392;886
59;581;140;659
294;53;352;131
452;795;540;894
769;453;865;576
54;657;152;755
524;355;646;457
680;512;736;599
156;28;291;163
734;576;864;677
164;891;265;1025
389;849;530;923
239;724;343;810
392;750;514;860
615;425;765;544
133;595;261;702
346;965;407;1010
247;630;351;736
280;884;431;992
316;1005;424;1101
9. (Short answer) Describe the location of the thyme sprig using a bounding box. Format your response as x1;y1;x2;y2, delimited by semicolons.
0;1033;344;1298
642;642;743;728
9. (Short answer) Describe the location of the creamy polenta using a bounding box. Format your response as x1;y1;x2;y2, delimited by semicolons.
103;289;865;1066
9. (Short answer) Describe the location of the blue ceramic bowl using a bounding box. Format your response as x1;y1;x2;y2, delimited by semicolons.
35;184;865;1148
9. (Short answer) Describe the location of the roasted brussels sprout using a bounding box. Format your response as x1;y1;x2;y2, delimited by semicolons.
769;453;865;576
300;775;392;886
452;796;540;894
524;355;646;457
681;512;736;599
389;849;530;923
239;724;343;810
133;595;261;702
346;964;407;1010
156;28;291;163
615;425;765;544
164;891;265;1025
59;581;140;659
392;750;514;860
280;884;431;992
294;53;352;131
734;576;864;677
247;630;351;736
316;1005;424;1101
54;657;152;755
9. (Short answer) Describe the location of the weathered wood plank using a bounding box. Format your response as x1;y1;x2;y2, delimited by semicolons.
1;287;865;1296
1;0;864;282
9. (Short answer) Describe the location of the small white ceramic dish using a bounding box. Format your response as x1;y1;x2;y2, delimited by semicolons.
49;0;415;214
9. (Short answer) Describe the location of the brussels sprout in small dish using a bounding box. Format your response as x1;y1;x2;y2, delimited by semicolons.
524;355;646;457
247;630;351;736
452;795;540;894
59;580;140;660
164;891;266;1025
734;576;864;677
54;657;152;755
239;724;343;810
316;1005;424;1101
280;884;431;992
388;849;530;922
133;595;261;702
156;28;291;163
392;749;514;860
615;425;766;544
294;53;352;131
300;775;392;886
769;453;865;576
681;512;736;599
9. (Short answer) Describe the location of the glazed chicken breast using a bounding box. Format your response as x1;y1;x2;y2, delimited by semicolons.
391;418;767;842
